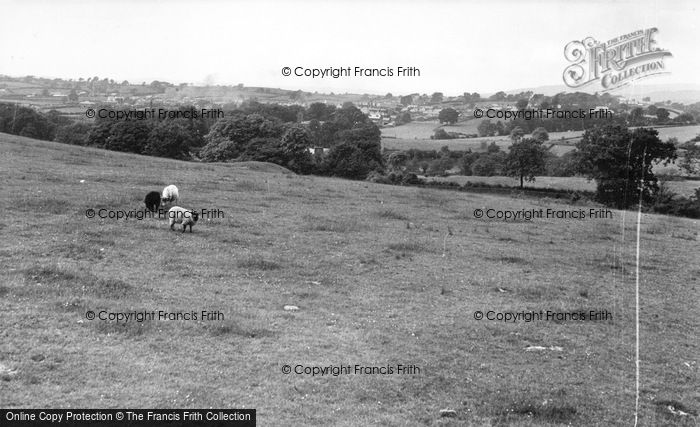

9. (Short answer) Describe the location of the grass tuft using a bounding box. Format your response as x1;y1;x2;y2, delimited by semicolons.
488;255;528;264
302;216;362;233
206;320;273;339
497;400;578;424
387;242;425;252
237;255;281;270
376;209;408;221
94;278;133;299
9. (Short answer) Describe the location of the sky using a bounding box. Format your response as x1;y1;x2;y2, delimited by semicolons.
1;0;698;96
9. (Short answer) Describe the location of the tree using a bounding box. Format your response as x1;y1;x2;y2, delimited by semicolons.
463;92;480;103
55;122;92;146
144;120;195;160
471;153;504;176
306;102;335;121
239;137;286;164
495;121;506;136
516;99;528;110
575;125;676;208
629;107;645;125
656;108;670;122
431;92;443;103
432;128;452;140
280;124;314;173
85;121;113;148
104;120;153;154
200;113;283;161
487;142;501;153
531;127;549;143
395;111;411;125
678;139;700;176
400;95;413;106
322;122;383;179
477;119;497;137
504;138;547;188
388;151;409;171
438;108;459;124
545;150;578;177
322;142;374;179
459;151;480;175
427;156;453;176
68;89;78;102
489;91;507;101
510;126;525;141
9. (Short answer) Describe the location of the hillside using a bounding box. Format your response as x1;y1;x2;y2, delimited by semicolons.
1;133;698;425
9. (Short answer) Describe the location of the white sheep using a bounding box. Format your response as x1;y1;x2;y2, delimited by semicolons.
168;206;199;233
161;185;179;206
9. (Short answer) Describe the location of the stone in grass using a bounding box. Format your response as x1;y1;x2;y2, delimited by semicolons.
525;345;564;352
284;305;299;311
439;408;457;417
0;363;18;381
30;354;45;362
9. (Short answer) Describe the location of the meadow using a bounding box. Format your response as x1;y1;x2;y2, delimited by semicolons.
424;176;700;198
1;132;698;425
382;122;700;155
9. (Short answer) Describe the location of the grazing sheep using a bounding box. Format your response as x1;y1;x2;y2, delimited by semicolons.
144;191;161;212
161;185;179;206
168;206;199;233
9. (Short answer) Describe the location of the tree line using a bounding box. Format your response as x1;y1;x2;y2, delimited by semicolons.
1;101;698;217
0;101;384;180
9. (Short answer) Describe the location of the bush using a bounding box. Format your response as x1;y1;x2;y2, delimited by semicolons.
545;151;578;177
471;152;505;176
651;185;700;218
431;128;453;140
366;171;423;185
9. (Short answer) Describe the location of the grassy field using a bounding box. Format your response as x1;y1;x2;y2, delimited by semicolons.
382;137;513;152
424;175;700;198
653;125;700;143
1;133;698;425
383;124;700;157
381;119;484;141
381;122;441;139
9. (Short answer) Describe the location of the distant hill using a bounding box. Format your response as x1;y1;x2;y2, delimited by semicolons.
498;83;700;104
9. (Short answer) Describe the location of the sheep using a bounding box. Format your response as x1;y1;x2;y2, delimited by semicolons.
161;185;179;207
168;206;199;233
144;191;161;212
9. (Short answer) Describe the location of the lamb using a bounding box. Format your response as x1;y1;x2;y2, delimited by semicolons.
161;185;179;206
144;191;161;212
168;206;199;233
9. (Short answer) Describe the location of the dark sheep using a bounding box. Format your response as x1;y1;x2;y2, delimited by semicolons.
144;191;161;212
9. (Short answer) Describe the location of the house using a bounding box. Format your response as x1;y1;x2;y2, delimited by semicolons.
307;147;331;155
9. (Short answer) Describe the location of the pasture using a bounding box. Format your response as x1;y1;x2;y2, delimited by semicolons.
380;119;485;141
381;122;441;139
424;175;700;198
383;124;700;157
382;137;513;152
1;133;698;425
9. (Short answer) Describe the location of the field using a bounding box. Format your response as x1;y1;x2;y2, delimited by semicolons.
1;133;699;425
381;121;442;139
652;125;700;143
424;175;700;198
382;137;513;152
381;119;486;141
383;123;700;156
